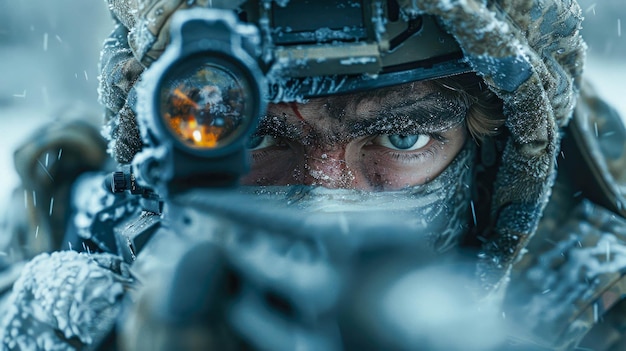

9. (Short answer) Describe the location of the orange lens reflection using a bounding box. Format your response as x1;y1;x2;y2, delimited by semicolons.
160;63;247;150
167;115;221;148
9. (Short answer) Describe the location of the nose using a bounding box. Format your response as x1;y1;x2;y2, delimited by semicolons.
301;146;369;189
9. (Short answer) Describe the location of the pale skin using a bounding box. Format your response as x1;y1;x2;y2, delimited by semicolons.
241;79;468;191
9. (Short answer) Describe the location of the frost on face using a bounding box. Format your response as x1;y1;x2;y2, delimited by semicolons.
242;142;475;253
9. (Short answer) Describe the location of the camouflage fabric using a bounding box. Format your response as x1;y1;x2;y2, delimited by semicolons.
503;79;626;350
98;22;144;164
507;199;626;350
570;79;626;216
396;0;587;292
108;0;247;66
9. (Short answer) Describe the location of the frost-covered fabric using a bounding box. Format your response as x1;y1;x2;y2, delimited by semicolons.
397;0;586;291
107;0;244;66
98;22;144;164
505;200;626;349
0;251;133;350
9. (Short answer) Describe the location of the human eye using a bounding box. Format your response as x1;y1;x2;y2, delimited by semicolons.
359;126;465;189
365;132;449;164
243;132;299;186
247;135;280;150
374;134;431;151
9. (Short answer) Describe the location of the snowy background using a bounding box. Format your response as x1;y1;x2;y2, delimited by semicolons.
0;0;625;204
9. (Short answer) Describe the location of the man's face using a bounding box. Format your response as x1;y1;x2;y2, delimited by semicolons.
241;79;468;191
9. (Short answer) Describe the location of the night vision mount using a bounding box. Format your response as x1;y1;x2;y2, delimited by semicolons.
258;0;470;99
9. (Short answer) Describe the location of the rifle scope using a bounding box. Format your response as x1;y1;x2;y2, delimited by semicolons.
136;8;266;194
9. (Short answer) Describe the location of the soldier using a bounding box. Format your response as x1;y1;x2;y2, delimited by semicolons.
2;0;626;350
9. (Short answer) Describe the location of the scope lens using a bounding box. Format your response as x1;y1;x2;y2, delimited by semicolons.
159;60;252;150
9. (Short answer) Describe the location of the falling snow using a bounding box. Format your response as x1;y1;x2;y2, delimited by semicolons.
37;160;54;182
12;91;26;98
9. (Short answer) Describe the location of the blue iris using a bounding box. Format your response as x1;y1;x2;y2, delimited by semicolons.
388;135;419;150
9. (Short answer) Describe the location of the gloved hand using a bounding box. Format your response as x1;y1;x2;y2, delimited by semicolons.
0;251;133;350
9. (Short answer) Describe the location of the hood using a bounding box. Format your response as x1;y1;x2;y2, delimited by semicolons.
398;0;586;291
99;0;587;292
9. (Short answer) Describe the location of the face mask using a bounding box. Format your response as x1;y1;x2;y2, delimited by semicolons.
238;141;475;253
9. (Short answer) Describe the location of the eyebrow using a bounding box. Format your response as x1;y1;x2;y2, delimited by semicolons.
255;112;303;140
255;91;469;141
346;92;469;137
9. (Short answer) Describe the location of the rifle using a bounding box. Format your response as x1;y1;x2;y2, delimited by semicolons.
95;8;508;351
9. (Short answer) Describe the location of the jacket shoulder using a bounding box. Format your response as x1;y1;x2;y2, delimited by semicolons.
508;199;626;350
505;82;626;350
0;117;109;268
567;79;626;217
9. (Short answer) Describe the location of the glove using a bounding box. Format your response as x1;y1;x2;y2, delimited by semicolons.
0;251;133;350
